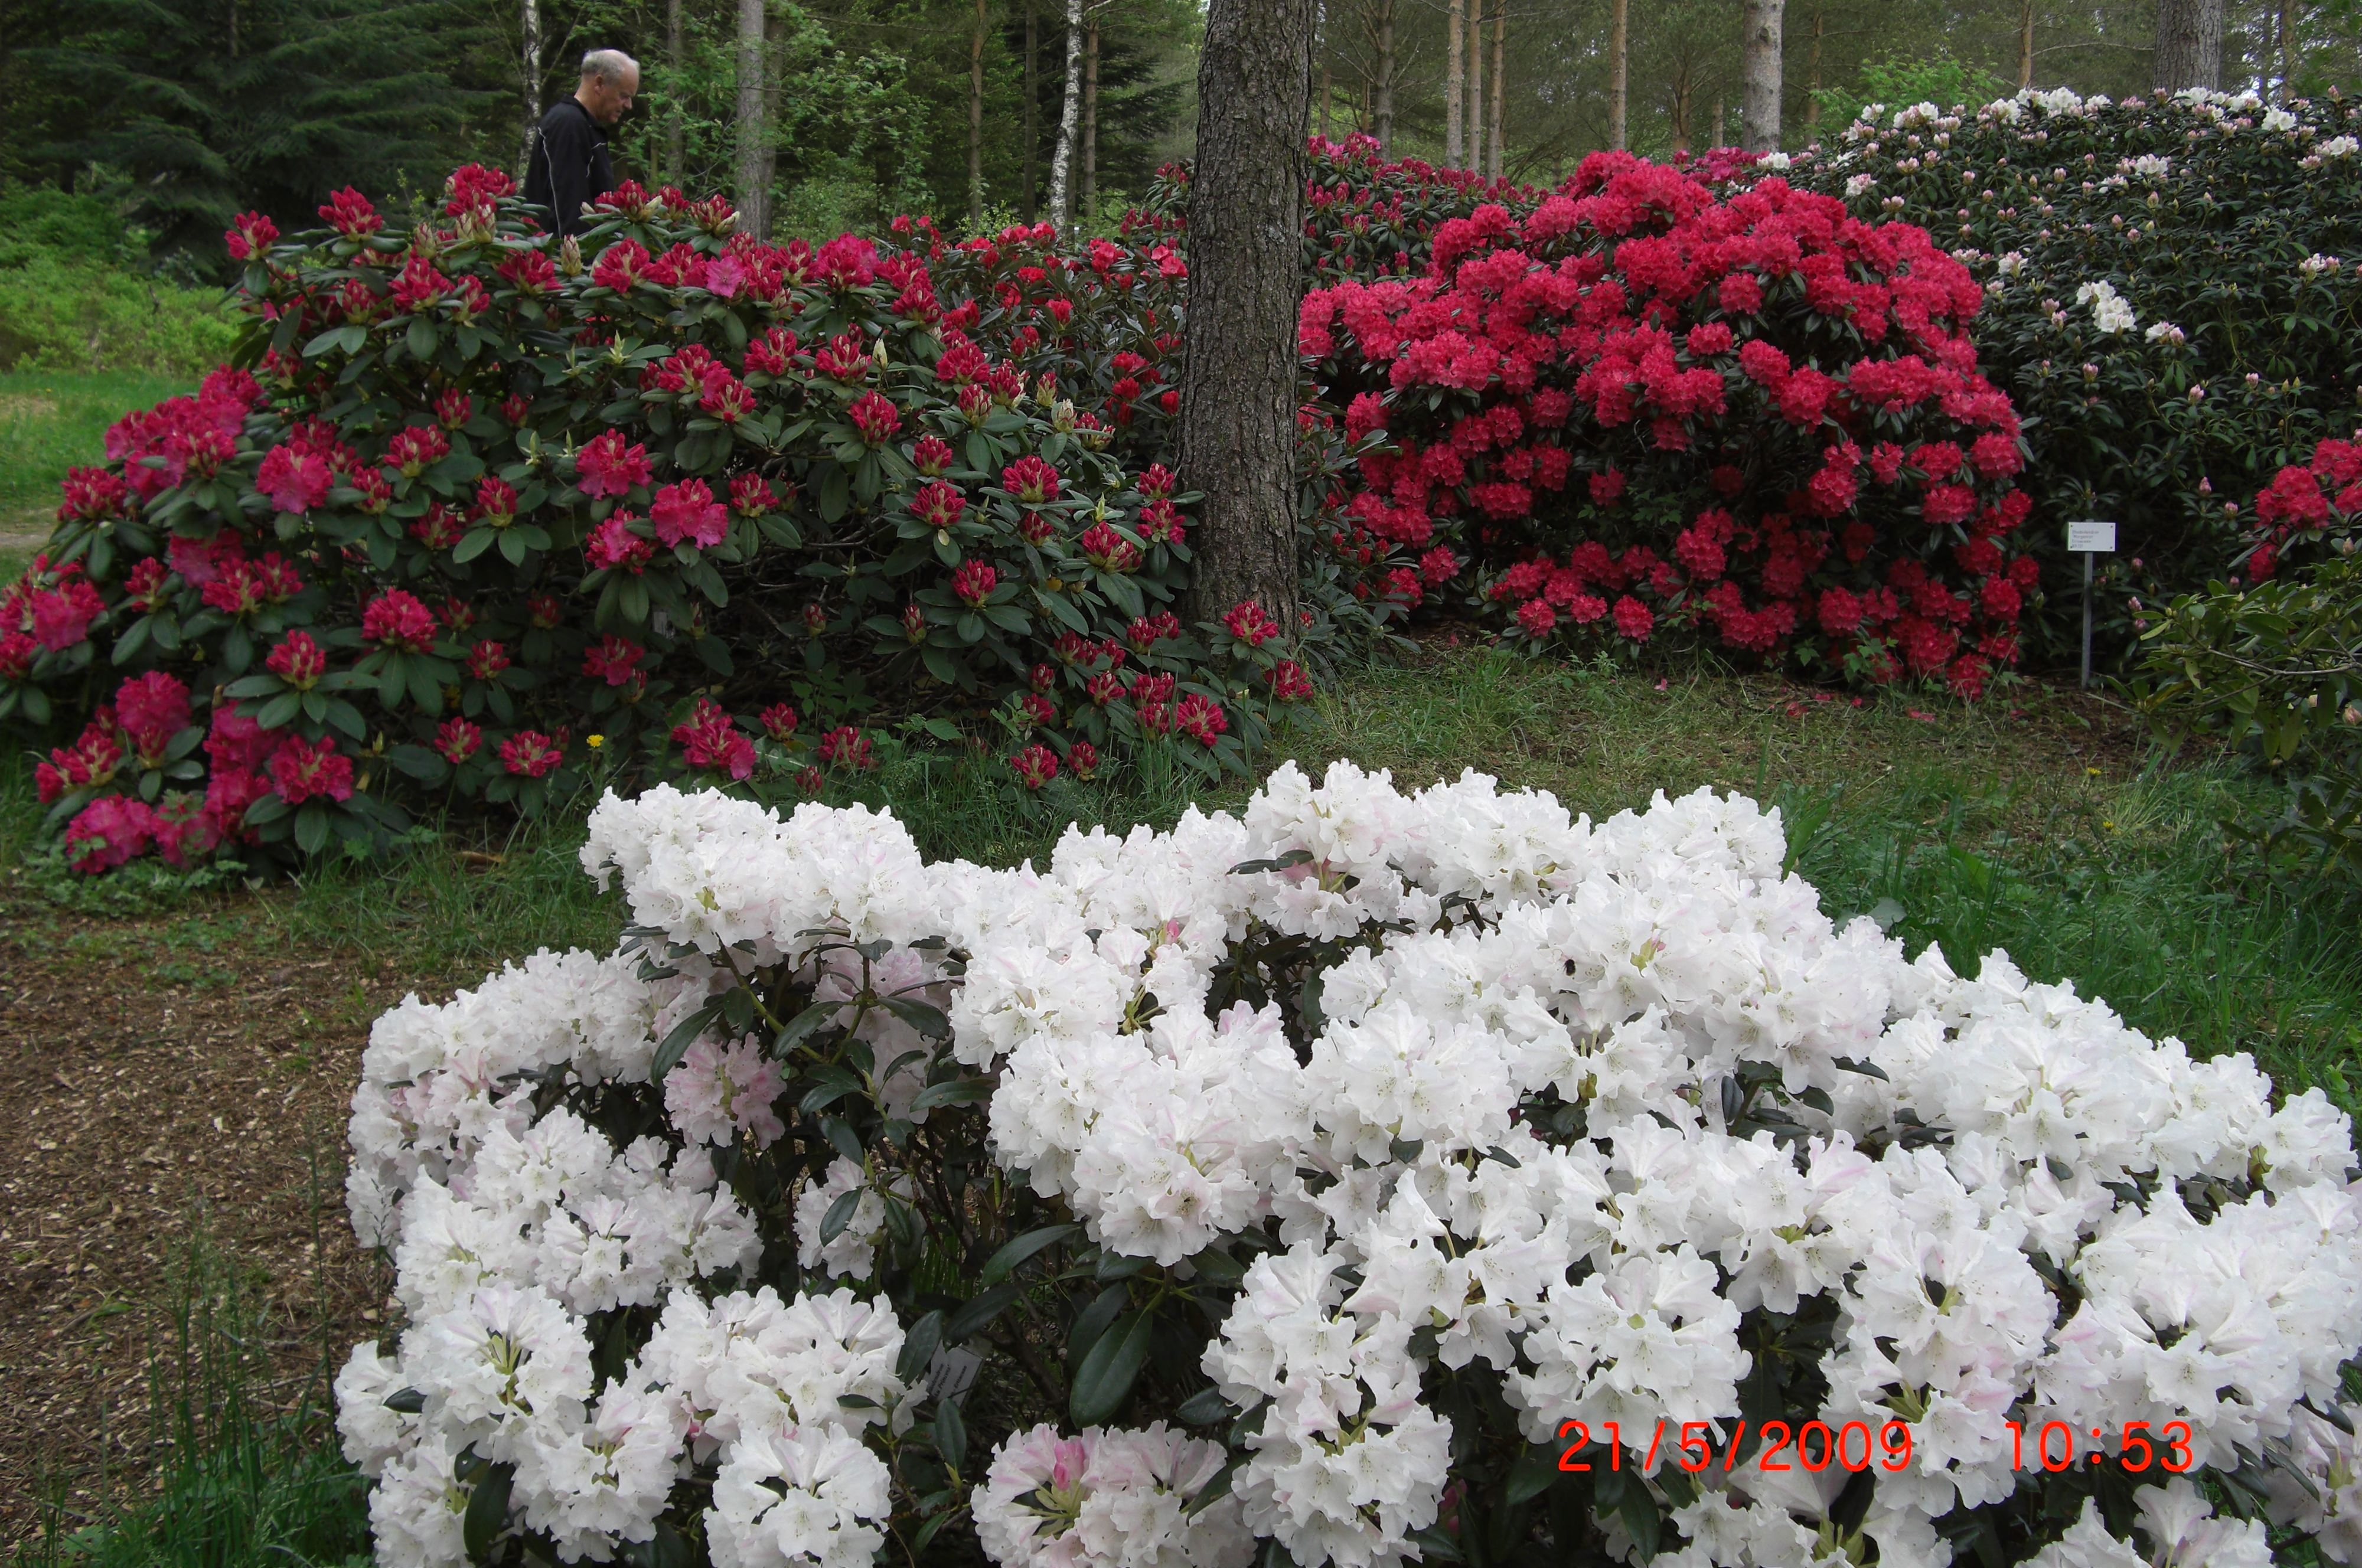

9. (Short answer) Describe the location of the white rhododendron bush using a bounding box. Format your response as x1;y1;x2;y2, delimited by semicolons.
337;763;2362;1567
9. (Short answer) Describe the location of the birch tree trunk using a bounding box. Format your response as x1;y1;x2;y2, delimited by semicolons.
1023;1;1039;220
662;0;684;184
1444;0;1463;166
519;0;542;177
1739;0;1783;152
1179;0;1313;632
1609;0;1627;150
733;0;768;234
968;0;986;229
1486;1;1503;178
1048;0;1081;228
1374;0;1395;149
2152;0;2224;90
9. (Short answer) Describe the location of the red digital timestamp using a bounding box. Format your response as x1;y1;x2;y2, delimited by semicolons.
2008;1420;2197;1474
1555;1418;1915;1475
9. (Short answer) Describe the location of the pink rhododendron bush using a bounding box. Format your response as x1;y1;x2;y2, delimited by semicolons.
1;169;1328;874
1292;147;2035;698
336;763;2362;1567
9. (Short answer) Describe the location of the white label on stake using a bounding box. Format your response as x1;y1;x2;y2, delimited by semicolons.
2067;520;2118;553
926;1346;983;1406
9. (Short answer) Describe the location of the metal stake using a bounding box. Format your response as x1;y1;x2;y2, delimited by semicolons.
2080;549;2094;691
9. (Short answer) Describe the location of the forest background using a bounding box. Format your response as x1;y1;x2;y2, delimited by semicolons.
4;0;2361;300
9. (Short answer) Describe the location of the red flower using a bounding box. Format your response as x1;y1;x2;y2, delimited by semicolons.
465;639;512;681
952;560;997;606
651;478;729;548
912;435;955;476
362;590;439;652
1066;741;1100;780
383;424;452;479
1003;456;1061;504
388;257;451;313
759;703;798;740
817;725;875;770
1516;599;1557;638
66;795;159;873
1612;596;1654;641
500;730;565;778
699;364;755;423
577;430;654;498
847;391;901;445
730;473;777;516
266;631;328;690
434;390;474;430
57;466;128;522
256;444;333;514
582;636;643;686
269;736;355;805
913;481;967;528
1175;692;1228;746
1588;469;1627;505
1010;743;1059;789
672;698;755;779
435;717;483;765
411;504;464;550
31;579;104;650
317;187;381;237
592;239;650;291
1223;600;1279;647
1020;692;1055;727
224;211;279;261
1267;660;1314;701
1080;523;1140;572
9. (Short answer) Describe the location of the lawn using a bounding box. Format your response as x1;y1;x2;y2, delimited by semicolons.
0;368;191;541
5;643;2357;1563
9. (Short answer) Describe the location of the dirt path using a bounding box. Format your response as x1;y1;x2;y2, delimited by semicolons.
0;902;421;1544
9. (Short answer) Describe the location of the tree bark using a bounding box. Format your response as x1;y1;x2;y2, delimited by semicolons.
1805;6;1822;128
1739;0;1783;152
2152;0;2224;90
1487;1;1503;178
1374;0;1395;149
734;0;768;232
1179;0;1312;633
1023;1;1039;221
1713;95;1724;148
1048;0;1081;228
519;0;542;177
665;0;684;185
970;0;987;230
1444;0;1463;166
2018;0;2035;89
2279;0;2294;97
1320;63;1331;141
1609;0;1627;149
1670;63;1692;153
1465;0;1483;170
1081;15;1098;220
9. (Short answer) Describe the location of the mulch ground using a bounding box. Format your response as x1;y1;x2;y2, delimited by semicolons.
0;905;423;1546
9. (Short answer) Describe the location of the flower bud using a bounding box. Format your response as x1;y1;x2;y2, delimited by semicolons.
559;234;585;276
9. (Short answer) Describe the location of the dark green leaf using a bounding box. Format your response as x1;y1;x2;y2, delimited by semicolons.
1068;1309;1154;1426
979;1223;1081;1286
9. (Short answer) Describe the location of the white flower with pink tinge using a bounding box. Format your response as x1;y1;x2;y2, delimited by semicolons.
665;1034;785;1148
973;1422;1251;1568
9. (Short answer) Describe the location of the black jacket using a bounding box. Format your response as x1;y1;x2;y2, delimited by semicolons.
522;98;615;238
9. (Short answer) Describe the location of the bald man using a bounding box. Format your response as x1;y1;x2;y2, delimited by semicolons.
524;49;640;238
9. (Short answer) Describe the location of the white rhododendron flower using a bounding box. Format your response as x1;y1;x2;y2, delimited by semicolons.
2076;279;2136;334
340;767;2362;1568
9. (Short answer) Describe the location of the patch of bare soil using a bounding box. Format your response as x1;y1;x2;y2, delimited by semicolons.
0;912;422;1544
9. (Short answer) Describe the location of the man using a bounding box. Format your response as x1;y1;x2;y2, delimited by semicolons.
524;49;640;238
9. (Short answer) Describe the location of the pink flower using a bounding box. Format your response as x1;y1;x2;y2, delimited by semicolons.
115;671;191;762
759;703;798;740
57;466;128;522
256;443;334;514
223;211;279;262
1010;743;1059;790
1516;598;1557;638
205;708;278;774
471;476;518;528
577;430;654;498
586;512;655;573
1267;660;1314;701
383;424;451;479
664;1035;785;1148
435;717;483;765
1223;600;1279;646
583;635;645;687
31;580;104;651
203;766;269;838
362;590;439;652
154;795;221;868
1175;692;1228;746
66;795;159;873
499;730;564;778
269;736;355;805
466;639;513;681
1612;595;1654;641
729;473;777;515
1065;741;1099;780
671;698;755;779
817;725;873;770
317;188;381;238
651;479;729;547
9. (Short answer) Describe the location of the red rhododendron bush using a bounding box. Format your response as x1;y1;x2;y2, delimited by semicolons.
1295;150;2037;696
0;168;1334;875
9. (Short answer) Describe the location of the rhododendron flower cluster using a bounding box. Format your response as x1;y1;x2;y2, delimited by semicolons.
340;766;2362;1567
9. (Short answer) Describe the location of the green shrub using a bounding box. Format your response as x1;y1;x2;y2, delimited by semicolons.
0;253;237;375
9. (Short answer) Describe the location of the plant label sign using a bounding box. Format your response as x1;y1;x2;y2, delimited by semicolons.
2067;520;2118;553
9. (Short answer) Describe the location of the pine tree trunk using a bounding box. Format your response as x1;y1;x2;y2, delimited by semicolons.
1805;6;1822;128
1671;65;1692;153
1081;16;1098;220
519;0;542;177
969;0;987;230
756;9;782;235
1713;96;1724;148
734;0;768;233
1739;0;1783;151
1608;0;1627;150
2018;0;2035;88
1465;0;1483;169
665;0;684;184
2279;0;2293;97
1023;1;1039;221
1048;0;1081;227
1374;0;1395;149
1486;2;1503;178
1320;63;1332;141
1444;0;1463;166
1179;0;1312;632
2152;0;2223;90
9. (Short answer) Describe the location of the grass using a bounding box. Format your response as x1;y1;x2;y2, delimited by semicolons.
0;369;193;528
5;649;2359;1565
